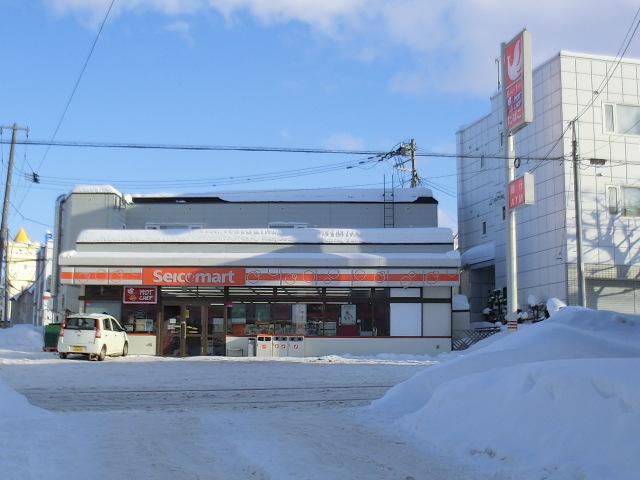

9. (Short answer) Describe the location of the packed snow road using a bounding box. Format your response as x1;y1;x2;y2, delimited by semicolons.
1;351;493;480
20;384;394;411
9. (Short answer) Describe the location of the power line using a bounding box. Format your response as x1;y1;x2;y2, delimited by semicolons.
574;7;640;123
0;138;565;162
35;0;115;173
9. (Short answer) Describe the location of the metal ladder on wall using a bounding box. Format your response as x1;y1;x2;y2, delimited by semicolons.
383;184;394;228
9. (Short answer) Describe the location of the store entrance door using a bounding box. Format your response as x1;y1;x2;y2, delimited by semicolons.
161;303;227;356
161;303;206;356
206;303;226;356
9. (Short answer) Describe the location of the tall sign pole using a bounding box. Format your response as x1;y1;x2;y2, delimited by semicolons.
0;124;28;328
501;30;533;332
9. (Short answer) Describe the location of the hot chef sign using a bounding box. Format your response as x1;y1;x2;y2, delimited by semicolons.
123;286;157;304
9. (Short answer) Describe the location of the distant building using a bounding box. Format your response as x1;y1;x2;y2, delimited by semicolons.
4;228;39;325
457;51;640;321
53;186;459;356
33;231;54;326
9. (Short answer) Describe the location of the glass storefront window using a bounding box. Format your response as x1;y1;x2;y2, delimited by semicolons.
122;304;157;333
85;285;396;340
221;297;391;337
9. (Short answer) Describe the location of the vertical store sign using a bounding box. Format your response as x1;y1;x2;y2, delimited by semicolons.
502;29;533;134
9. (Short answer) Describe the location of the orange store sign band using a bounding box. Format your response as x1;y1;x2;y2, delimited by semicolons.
60;267;459;287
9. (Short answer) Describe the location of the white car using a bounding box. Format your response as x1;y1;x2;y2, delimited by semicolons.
58;314;129;361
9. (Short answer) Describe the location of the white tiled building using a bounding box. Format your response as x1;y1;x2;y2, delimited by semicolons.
457;51;640;321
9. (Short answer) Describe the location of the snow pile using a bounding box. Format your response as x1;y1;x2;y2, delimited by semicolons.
369;306;640;479
0;378;51;422
1;307;639;479
0;324;44;351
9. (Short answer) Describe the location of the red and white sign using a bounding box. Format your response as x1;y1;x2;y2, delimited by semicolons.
508;172;535;210
502;30;532;133
123;286;157;304
61;267;460;287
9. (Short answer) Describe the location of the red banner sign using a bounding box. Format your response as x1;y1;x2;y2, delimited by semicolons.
508;172;535;210
123;286;157;304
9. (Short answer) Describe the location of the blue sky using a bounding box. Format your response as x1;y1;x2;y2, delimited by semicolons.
1;0;640;243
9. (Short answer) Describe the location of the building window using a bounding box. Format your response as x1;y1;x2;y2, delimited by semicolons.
608;186;619;214
621;186;640;216
603;103;640;135
608;185;640;216
481;220;487;236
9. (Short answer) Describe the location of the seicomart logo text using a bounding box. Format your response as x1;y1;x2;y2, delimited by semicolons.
142;268;246;286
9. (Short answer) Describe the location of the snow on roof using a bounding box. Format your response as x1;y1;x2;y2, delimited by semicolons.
76;227;454;245
130;187;434;202
67;185;436;203
71;185;124;196
460;241;495;268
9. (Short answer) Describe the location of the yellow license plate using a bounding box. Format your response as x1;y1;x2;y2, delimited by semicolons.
72;346;84;352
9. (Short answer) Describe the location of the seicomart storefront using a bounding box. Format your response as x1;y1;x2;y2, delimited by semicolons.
59;227;460;357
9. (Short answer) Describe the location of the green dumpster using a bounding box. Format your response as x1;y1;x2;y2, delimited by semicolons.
43;323;62;351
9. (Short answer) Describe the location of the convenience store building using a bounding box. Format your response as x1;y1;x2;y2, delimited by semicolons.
53;187;460;357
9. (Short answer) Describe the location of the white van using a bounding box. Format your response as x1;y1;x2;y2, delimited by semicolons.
57;313;129;361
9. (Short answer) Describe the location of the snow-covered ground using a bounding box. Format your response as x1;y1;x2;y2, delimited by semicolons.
1;306;638;479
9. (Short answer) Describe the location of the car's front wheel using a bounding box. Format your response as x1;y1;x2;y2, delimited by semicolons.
59;352;67;359
97;345;107;361
122;342;128;357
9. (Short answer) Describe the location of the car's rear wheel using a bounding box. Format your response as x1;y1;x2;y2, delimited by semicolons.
122;342;128;357
97;345;107;361
59;352;67;359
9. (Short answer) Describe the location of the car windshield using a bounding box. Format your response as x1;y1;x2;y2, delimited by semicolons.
65;318;96;330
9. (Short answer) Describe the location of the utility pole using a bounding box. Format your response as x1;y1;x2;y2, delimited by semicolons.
409;138;417;187
0;124;28;328
571;121;586;306
398;139;419;187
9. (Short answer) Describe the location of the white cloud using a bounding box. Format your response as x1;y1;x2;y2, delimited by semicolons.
45;0;640;94
322;133;365;151
162;20;195;46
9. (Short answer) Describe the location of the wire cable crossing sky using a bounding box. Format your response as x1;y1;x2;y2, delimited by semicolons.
1;0;640;239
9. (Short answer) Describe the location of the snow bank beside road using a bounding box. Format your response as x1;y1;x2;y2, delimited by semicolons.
369;307;640;479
